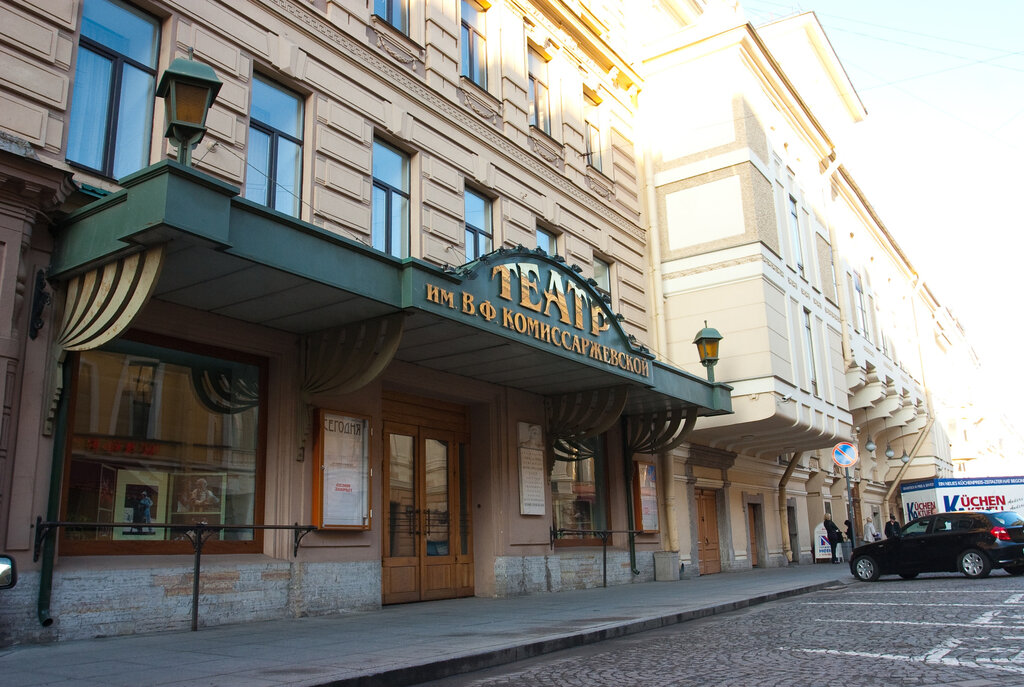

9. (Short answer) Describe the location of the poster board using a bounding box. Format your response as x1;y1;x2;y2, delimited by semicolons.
113;469;168;540
314;409;371;529
517;422;547;516
633;462;659;533
169;473;227;538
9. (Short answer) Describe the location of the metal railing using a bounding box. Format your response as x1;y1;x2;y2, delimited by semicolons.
34;518;317;631
549;528;642;587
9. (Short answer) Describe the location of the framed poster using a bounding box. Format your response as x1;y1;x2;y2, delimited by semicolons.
314;410;371;529
169;473;228;537
517;422;546;516
633;462;660;533
113;469;168;540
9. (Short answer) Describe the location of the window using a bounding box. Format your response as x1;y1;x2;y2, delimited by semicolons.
372;140;411;258
245;76;304;217
788;195;804;276
802;308;818;395
584;92;603;173
461;0;487;89
854;272;871;342
61;334;264;554
536;227;557;255
593;257;611;299
464;188;492;262
67;0;159;179
550;437;608;543
374;0;409;34
528;47;551;135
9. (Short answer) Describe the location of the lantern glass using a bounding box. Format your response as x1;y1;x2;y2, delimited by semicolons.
173;82;211;126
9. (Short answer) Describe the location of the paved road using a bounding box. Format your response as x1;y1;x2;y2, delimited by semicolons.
417;573;1024;687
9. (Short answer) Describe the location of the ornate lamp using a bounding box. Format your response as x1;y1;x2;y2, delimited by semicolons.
156;51;222;166
693;321;723;383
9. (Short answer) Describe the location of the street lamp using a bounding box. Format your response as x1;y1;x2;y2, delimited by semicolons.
865;436;877;453
693;321;723;383
156;51;222;166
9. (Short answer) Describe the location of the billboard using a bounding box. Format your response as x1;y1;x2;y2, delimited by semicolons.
900;477;1024;520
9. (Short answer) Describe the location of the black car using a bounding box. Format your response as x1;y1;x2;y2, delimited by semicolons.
850;510;1024;582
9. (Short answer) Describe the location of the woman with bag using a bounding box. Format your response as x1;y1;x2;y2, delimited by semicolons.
864;516;881;542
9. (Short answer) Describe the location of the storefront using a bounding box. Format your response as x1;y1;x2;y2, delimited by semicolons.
17;160;730;641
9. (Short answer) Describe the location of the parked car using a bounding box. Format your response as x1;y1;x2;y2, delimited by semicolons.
850;511;1024;582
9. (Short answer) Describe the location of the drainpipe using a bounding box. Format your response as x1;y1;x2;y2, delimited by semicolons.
661;450;678;551
777;451;802;564
641;100;669;359
37;357;71;627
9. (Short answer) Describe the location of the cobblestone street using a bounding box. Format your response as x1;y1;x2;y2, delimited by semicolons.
419;574;1024;687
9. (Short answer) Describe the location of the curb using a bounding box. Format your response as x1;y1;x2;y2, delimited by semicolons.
329;577;849;687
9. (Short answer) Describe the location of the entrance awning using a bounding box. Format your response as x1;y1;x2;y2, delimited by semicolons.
49;161;730;444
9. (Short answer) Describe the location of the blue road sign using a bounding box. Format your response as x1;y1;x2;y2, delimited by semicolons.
833;441;858;468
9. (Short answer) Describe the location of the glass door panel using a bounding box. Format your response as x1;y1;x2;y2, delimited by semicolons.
386;433;416;558
424;438;449;557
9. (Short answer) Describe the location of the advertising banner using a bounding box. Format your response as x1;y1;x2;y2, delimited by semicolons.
900;477;1024;520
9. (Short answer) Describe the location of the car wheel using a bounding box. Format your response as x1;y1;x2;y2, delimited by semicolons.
853;555;880;582
1005;565;1024;576
898;572;919;579
958;549;992;579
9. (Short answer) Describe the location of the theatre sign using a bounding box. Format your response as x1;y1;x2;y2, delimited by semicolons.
417;248;653;383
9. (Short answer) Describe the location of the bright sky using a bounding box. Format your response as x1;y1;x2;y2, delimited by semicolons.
743;0;1024;422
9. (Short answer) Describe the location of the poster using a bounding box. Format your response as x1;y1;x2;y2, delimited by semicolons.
113;469;168;540
517;422;547;516
317;410;370;529
634;462;659;533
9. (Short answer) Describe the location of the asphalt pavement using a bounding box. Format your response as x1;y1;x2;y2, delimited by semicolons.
0;562;851;687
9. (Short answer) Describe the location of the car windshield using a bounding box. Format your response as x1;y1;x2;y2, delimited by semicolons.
990;511;1024;527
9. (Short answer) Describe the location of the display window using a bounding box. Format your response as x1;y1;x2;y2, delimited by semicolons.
550;436;608;545
60;332;266;554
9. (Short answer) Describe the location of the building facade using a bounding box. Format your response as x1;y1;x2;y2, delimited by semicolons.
0;0;982;646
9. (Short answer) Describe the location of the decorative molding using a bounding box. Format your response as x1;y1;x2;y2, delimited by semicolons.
264;0;643;240
528;127;565;169
585;169;614;199
458;81;501;128
370;21;424;68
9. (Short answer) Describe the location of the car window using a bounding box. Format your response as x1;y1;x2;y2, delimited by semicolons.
991;511;1024;527
902;518;931;537
933;515;955;532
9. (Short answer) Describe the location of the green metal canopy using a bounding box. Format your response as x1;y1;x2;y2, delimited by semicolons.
49;161;730;434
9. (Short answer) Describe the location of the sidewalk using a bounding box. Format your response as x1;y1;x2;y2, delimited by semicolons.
1;563;852;687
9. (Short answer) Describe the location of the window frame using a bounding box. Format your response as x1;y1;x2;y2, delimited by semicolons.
788;195;804;277
583;91;603;173
58;330;268;556
66;0;159;180
536;227;559;256
372;139;412;258
374;0;410;34
527;46;551;135
802;307;818;396
854;272;872;342
463;187;493;262
460;0;488;90
245;74;305;217
550;436;610;547
592;256;612;301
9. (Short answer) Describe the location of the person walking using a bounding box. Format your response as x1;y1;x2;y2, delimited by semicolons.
823;513;843;563
864;516;880;542
884;513;902;539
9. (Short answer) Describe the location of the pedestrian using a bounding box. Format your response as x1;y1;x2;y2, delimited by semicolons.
864;516;881;541
823;513;843;563
844;519;854;543
884;513;902;539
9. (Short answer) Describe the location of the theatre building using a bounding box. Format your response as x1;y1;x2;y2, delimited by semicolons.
0;0;730;642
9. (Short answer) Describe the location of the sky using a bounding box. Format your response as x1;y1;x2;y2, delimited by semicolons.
741;0;1024;424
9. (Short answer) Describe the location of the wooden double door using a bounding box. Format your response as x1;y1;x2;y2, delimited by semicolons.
381;395;473;604
696;488;722;575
